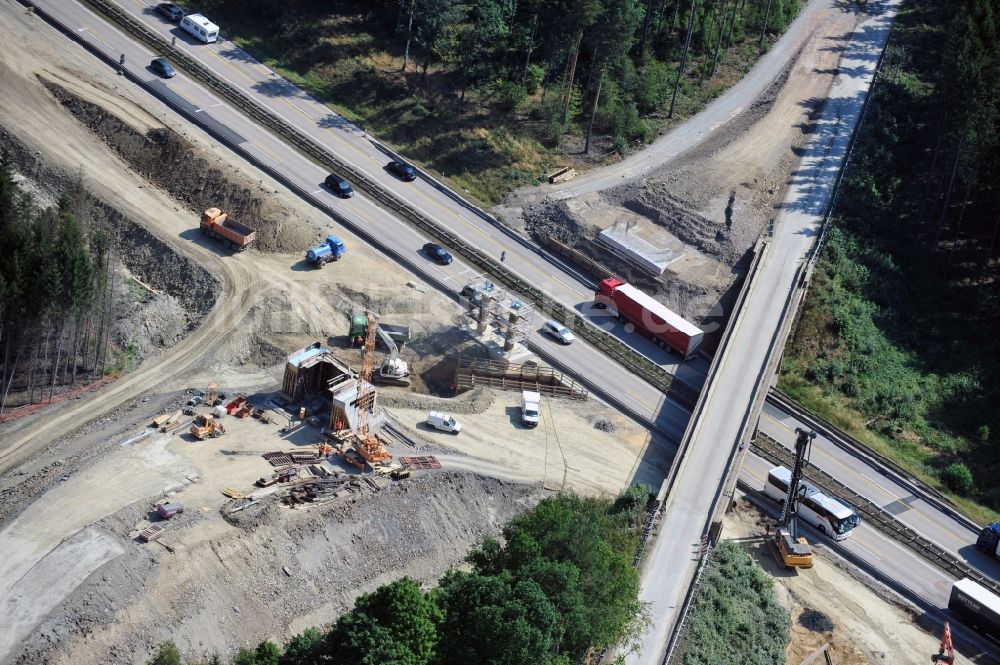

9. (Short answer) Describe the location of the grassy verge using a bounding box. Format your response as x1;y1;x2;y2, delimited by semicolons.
675;540;789;665
779;0;1000;525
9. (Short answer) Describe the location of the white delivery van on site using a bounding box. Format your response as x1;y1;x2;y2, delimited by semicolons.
426;411;461;434
521;391;540;428
180;14;219;43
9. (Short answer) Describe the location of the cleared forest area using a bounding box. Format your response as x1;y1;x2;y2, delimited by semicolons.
780;0;1000;522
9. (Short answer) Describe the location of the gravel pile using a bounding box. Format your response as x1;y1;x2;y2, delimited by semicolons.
799;608;835;633
336;285;425;316
14;471;543;664
44;82;314;254
593;418;617;432
380;387;495;415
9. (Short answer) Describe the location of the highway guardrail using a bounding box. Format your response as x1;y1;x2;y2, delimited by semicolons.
21;0;686;443
751;433;1000;598
766;390;983;535
650;237;769;665
76;0;700;410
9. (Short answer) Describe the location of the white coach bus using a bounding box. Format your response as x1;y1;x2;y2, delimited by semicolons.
764;465;861;540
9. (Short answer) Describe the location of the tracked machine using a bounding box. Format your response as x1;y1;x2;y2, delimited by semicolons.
773;428;816;568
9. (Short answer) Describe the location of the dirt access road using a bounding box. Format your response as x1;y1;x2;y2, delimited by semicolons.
521;0;856;203
500;0;871;346
0;0;460;477
723;500;975;665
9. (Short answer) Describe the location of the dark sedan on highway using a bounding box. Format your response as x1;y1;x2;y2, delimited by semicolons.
156;2;184;22
423;243;453;265
388;160;417;182
151;57;177;78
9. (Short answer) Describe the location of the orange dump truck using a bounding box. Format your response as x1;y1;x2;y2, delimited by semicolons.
200;208;256;251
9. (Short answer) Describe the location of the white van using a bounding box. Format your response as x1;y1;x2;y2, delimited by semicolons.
180;14;219;43
426;411;461;434
521;391;540;428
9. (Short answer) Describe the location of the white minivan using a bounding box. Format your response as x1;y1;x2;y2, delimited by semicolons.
180;13;219;43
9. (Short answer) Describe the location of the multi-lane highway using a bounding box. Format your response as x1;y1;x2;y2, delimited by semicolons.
84;0;714;390
759;399;999;581
16;0;700;448
15;0;998;662
739;453;959;607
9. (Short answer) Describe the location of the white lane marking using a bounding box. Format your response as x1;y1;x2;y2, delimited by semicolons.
880;531;949;578
858;471;902;500
194;102;224;113
244;143;284;165
311;189;323;194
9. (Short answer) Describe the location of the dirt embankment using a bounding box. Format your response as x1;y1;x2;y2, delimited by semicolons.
0;128;220;369
14;471;542;665
510;4;862;333
42;80;313;254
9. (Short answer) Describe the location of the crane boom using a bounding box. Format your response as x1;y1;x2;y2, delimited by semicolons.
774;428;816;568
780;428;815;538
354;312;390;465
374;323;399;361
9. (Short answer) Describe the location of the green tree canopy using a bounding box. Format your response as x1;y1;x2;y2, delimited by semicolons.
434;570;559;665
328;577;442;665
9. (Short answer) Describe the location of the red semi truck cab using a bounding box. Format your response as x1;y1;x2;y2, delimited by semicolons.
595;277;704;359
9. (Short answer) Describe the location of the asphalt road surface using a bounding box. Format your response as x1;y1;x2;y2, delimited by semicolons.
18;1;995;661
626;3;902;663
542;0;839;200
20;0;696;446
758;401;1000;583
94;0;715;390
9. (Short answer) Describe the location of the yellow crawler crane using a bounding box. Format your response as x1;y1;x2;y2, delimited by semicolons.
774;428;816;568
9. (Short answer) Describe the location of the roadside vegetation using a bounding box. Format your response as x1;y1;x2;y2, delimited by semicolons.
674;541;789;664
780;0;1000;522
0;154;116;414
147;489;650;664
183;0;802;204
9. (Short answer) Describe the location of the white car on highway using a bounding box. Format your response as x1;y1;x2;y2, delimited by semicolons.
542;320;574;344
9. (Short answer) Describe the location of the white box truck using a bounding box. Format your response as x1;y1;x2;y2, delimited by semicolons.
521;391;540;428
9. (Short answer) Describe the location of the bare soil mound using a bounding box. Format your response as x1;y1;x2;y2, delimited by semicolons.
42;80;313;254
17;472;542;665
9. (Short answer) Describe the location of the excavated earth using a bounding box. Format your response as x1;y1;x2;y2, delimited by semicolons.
505;1;866;337
9;465;542;665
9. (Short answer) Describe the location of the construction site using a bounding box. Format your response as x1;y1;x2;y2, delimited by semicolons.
0;0;985;664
